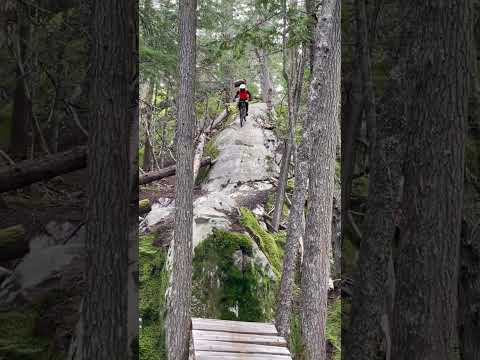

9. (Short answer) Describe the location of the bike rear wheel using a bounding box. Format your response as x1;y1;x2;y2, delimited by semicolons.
239;103;246;127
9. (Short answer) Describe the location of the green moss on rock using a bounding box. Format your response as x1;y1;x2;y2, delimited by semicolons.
239;208;284;275
192;229;276;322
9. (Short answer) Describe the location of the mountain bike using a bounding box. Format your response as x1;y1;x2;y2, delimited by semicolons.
239;100;247;127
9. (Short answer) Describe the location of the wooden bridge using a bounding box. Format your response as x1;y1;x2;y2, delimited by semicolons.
191;317;293;360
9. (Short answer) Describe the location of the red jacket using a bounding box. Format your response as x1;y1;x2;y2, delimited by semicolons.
235;89;251;101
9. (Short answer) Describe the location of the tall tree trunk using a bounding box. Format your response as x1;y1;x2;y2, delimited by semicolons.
81;0;135;358
256;48;274;102
340;8;365;243
391;1;469;359
166;0;196;358
459;219;480;360
143;81;154;172
272;0;305;231
11;68;32;159
9;5;31;159
300;0;340;359
275;106;312;339
343;0;400;358
458;13;480;356
345;71;403;360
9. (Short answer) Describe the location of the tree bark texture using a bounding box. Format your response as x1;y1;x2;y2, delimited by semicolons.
459;219;480;360
142;81;154;172
300;0;340;359
166;0;197;358
275;107;313;338
340;18;364;243
391;2;470;359
82;0;136;358
345;75;403;360
343;0;401;358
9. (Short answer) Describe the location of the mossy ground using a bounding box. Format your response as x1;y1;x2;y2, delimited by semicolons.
0;310;56;360
326;298;342;360
139;234;168;360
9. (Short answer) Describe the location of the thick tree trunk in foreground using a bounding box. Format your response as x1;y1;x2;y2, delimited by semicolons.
343;0;399;358
345;79;403;360
81;0;135;358
0;146;86;193
166;0;197;358
340;15;365;242
300;0;340;359
459;219;480;360
391;2;469;359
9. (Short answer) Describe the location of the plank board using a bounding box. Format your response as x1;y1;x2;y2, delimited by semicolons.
192;330;287;346
195;351;292;360
193;339;290;355
191;318;293;360
192;318;278;335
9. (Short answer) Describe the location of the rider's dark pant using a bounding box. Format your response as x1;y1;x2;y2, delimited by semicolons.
238;101;249;115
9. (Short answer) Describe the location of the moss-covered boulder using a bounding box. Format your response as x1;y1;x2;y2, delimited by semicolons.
192;229;277;322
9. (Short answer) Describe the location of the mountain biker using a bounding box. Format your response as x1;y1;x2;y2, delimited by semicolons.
234;83;251;116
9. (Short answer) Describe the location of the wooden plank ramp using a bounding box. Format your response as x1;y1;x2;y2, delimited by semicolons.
191;317;293;360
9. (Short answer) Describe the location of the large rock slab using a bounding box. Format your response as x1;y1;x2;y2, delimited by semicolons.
203;103;278;193
0;244;85;306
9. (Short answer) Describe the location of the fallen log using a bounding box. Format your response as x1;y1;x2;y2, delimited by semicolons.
139;157;212;186
0;146;87;193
